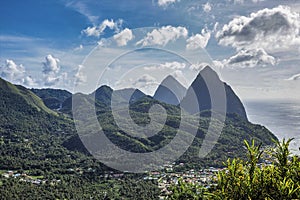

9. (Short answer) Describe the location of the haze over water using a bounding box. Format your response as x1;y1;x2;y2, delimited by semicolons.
245;100;300;154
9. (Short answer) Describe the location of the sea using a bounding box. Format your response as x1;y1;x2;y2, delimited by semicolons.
244;100;300;155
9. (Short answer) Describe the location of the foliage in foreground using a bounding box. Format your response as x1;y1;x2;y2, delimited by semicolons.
168;138;300;200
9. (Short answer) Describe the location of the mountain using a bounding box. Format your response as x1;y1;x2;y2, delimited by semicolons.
92;85;146;106
61;86;146;115
0;78;56;115
153;75;186;105
0;78;157;199
31;88;72;110
0;77;83;170
114;88;146;104
73;90;277;168
92;85;113;106
181;66;248;120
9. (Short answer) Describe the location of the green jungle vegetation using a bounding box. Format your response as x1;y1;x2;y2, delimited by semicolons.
167;139;300;200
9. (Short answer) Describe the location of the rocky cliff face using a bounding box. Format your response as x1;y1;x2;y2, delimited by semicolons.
181;66;248;120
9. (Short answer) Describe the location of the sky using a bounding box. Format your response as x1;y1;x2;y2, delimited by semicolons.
1;0;300;100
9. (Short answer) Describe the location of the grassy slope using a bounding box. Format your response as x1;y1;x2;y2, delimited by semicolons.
0;78;56;115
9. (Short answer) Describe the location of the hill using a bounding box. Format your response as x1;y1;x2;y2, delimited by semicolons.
0;78;56;115
31;88;71;110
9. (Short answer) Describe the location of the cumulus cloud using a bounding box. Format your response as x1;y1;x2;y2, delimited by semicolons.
216;6;300;51
202;2;212;13
43;55;60;74
82;19;123;37
0;59;36;86
113;28;134;46
286;73;300;81
42;55;61;86
136;26;188;47
186;28;211;50
224;48;277;68
157;0;179;7
23;76;35;86
144;61;186;70
1;59;25;81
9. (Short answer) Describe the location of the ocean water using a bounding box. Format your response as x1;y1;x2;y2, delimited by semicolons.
244;100;300;155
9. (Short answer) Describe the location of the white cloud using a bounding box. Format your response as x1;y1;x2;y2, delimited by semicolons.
82;19;123;37
23;76;36;86
202;2;212;13
113;28;134;46
65;1;99;24
224;48;277;68
136;26;188;47
213;22;219;32
1;59;25;81
42;55;62;86
186;28;211;50
157;0;179;7
133;74;157;94
160;62;186;70
213;60;224;69
44;76;59;86
42;54;60;74
216;6;300;52
1;59;36;87
286;73;300;81
144;61;186;70
134;74;156;85
74;65;87;85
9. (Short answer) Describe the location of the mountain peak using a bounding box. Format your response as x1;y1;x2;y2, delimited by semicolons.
153;75;186;105
201;65;214;72
181;66;248;120
199;66;219;78
163;74;177;81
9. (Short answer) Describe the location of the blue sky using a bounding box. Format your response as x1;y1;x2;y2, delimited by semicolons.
1;0;300;100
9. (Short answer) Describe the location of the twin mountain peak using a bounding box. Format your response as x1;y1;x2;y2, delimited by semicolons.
0;66;247;120
154;66;247;120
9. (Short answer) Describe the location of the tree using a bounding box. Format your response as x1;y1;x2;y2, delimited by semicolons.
167;138;300;200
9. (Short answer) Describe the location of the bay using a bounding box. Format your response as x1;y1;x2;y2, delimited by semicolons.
244;100;300;155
